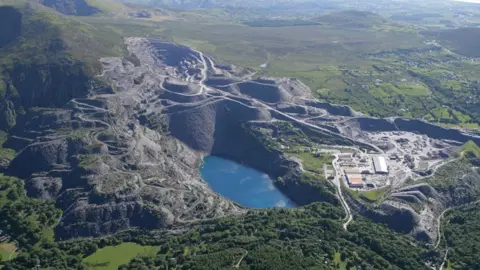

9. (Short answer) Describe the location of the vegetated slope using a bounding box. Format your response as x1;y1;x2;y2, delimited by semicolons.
372;142;480;241
443;203;480;270
0;174;61;249
312;10;387;28
119;205;428;270
3;203;431;270
0;0;123;130
423;28;480;58
34;0;100;16
115;0;307;9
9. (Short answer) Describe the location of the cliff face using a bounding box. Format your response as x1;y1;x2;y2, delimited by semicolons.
350;158;480;244
338;117;480;145
0;2;122;131
394;118;480;145
0;6;22;48
1;38;249;239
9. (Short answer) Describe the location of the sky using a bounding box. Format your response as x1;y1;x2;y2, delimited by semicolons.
454;0;480;3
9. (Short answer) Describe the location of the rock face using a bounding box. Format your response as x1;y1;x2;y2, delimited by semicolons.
5;35;477;242
0;4;114;131
4;37;366;238
337;117;480;145
0;6;22;48
394;118;480;145
6;38;246;239
302;100;357;117
350;159;480;244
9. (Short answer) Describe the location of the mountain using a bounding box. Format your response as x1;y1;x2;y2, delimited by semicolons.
34;0;100;16
0;0;123;131
114;0;316;10
0;1;479;269
313;10;387;28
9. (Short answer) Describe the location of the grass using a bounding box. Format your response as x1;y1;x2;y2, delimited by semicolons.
345;186;387;204
0;131;15;162
285;150;333;175
333;252;347;270
85;0;124;13
439;123;480;130
461;141;480;157
0;242;16;262
370;82;430;97
445;261;453;270
83;243;159;270
359;188;387;203
333;252;356;270
77;10;480;126
392;83;430;96
345;188;360;200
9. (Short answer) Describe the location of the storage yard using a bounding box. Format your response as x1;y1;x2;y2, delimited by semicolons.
332;131;455;190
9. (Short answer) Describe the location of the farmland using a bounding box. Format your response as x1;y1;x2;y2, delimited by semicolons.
83;243;159;270
79;11;480;128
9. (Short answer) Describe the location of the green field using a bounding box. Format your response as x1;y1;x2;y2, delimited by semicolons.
83;243;159;270
359;189;388;203
285;150;333;176
76;10;480;127
345;187;387;204
333;252;356;270
0;242;16;262
461;141;480;157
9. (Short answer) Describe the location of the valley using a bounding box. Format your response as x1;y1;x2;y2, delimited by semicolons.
0;0;479;269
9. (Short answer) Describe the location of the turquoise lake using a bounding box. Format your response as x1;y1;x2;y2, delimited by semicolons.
200;156;295;208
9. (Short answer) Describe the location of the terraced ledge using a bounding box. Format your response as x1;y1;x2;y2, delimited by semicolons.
6;37;480;241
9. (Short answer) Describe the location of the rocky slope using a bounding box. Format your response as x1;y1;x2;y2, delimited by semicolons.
5;38;244;239
1;3;479;242
1;34;374;238
0;1;125;131
347;157;480;243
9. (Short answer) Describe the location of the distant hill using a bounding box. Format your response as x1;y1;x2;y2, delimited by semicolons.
114;0;318;10
424;27;480;58
0;1;124;130
34;0;100;15
312;10;387;28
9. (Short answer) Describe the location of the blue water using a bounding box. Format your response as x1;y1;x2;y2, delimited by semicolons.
200;156;295;208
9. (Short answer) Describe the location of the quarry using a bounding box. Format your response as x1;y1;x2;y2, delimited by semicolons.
6;36;480;245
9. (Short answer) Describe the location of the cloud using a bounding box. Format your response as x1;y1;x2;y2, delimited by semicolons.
266;180;275;191
240;176;252;184
275;200;287;207
220;163;240;174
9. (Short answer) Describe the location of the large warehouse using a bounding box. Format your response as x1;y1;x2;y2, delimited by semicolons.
346;174;363;188
372;156;389;174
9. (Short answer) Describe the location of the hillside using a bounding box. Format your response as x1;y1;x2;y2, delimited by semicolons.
313;10;387;28
0;0;124;130
116;0;300;9
34;0;126;15
35;0;100;16
0;1;479;269
424;28;480;58
443;203;480;269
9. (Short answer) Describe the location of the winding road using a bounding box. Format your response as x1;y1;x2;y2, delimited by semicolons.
147;39;364;230
436;199;480;270
330;154;353;230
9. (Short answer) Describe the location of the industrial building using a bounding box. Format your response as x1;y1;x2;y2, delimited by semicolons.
372;156;388;174
344;168;360;174
346;173;363;188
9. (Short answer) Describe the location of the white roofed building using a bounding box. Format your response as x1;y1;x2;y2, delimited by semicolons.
372;156;388;174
